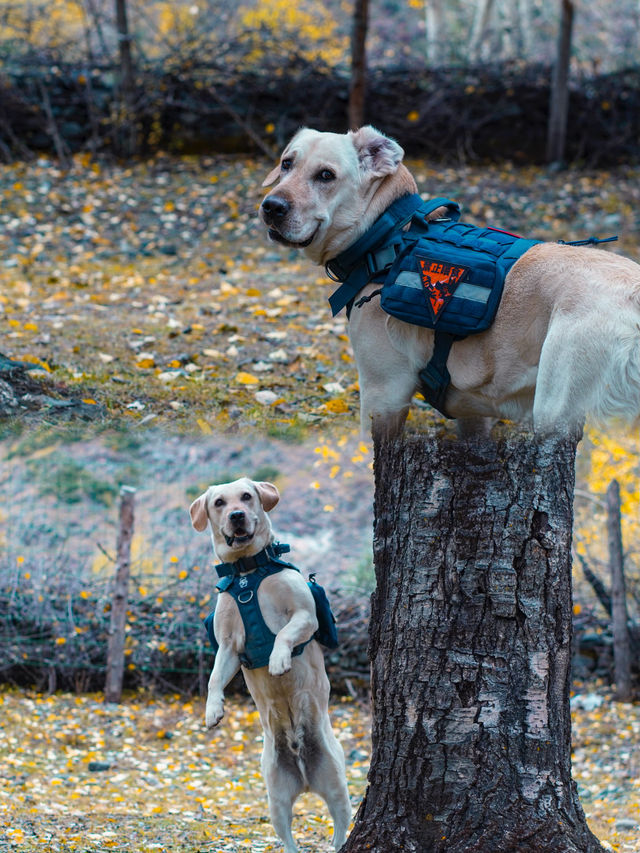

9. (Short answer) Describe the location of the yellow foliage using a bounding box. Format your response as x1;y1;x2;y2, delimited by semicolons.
147;2;202;51
237;0;348;65
0;0;84;50
575;426;640;565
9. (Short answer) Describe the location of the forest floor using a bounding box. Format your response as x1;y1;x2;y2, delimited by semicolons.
0;684;639;852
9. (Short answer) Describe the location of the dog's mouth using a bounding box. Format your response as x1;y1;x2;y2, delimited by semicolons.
224;530;254;547
268;224;319;249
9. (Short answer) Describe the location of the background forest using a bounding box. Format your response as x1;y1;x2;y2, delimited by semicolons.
0;0;639;163
0;1;640;850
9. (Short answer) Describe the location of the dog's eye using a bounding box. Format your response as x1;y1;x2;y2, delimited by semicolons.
214;497;225;507
281;158;293;172
241;492;253;502
315;169;335;183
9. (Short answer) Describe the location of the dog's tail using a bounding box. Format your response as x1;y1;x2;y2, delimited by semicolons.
275;724;319;789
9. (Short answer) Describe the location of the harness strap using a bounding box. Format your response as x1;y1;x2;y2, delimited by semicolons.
327;195;461;317
215;543;293;578
418;331;460;417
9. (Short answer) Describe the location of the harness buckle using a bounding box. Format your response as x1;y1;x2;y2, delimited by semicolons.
366;244;398;277
325;261;344;282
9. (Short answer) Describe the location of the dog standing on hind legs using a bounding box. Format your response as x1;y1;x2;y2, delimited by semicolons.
189;477;351;853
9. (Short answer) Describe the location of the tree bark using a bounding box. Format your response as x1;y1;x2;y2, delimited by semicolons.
546;0;575;165
606;479;632;701
105;486;136;703
425;0;446;67
348;0;369;129
469;0;496;63
342;428;604;853
114;0;137;156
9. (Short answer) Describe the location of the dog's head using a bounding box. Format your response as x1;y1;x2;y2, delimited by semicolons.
189;477;280;563
259;126;416;265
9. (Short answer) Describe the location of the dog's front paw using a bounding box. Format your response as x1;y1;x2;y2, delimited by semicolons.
205;699;224;729
268;647;292;676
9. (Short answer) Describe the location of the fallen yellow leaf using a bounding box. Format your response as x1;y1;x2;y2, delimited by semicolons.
235;371;259;385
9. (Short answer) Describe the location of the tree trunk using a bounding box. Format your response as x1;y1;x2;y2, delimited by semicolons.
114;0;137;156
606;479;632;701
546;0;575;165
105;486;136;703
348;0;369;129
469;0;496;63
342;428;604;853
425;0;445;67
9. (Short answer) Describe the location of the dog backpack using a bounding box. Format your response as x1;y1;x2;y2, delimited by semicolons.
326;194;542;415
203;544;339;667
307;573;339;649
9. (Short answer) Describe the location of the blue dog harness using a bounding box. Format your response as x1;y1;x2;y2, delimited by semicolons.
326;193;541;417
326;193;617;417
204;543;338;670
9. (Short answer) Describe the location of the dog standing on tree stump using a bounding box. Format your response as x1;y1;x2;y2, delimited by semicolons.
260;126;640;439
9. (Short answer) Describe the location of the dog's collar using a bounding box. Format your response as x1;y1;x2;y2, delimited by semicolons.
215;542;292;578
325;195;461;317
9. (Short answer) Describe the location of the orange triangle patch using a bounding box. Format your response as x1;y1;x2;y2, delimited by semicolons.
419;259;467;319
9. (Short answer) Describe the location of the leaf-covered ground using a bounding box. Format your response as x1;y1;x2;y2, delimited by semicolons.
0;688;369;852
0;685;639;852
1;154;639;434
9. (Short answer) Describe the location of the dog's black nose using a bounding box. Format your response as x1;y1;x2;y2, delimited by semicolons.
261;195;290;222
229;510;245;525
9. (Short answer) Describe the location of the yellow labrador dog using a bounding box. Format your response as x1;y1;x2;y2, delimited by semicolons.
189;477;350;853
259;125;640;438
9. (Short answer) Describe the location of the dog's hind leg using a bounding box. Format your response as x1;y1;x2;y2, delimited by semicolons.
262;734;304;853
306;731;351;851
533;313;607;435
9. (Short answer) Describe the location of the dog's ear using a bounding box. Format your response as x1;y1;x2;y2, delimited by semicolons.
189;492;210;532
254;481;279;512
262;164;281;187
349;126;404;177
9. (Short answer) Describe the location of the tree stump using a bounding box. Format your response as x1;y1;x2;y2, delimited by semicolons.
342;428;604;853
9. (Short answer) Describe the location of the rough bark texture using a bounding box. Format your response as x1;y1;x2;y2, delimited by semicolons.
342;428;604;853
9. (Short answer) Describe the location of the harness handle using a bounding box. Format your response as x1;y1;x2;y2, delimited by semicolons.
415;197;462;224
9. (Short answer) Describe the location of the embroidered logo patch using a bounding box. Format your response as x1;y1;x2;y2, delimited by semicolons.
418;258;468;320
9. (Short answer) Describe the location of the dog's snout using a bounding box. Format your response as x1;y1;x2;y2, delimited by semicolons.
229;510;246;525
261;195;290;222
